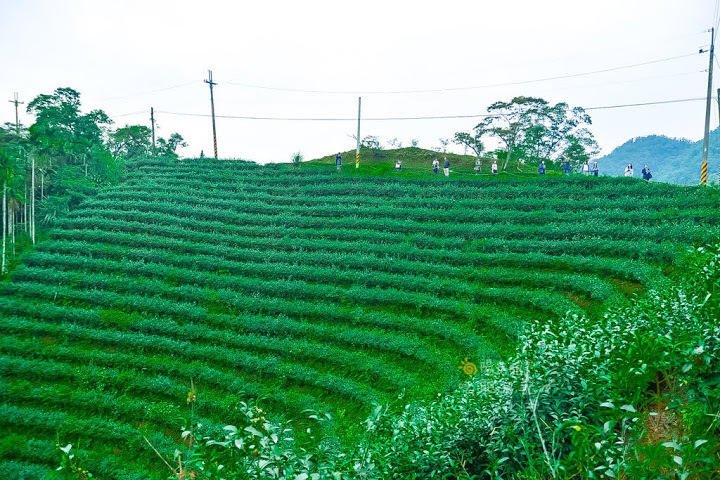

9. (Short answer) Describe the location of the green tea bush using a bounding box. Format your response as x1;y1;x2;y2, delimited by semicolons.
159;244;720;479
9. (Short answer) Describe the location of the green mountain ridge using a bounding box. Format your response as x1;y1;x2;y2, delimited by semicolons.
597;128;720;184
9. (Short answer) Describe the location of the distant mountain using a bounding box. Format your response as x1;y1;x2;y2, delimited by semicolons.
597;129;720;184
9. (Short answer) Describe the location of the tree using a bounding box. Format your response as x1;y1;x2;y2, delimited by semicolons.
26;87;117;198
109;125;153;160
361;136;381;150
478;97;548;170
453;130;485;159
438;138;450;153
110;125;187;161
563;133;599;169
387;138;403;149
517;102;598;164
0;125;24;273
26;87;112;167
156;132;188;159
476;96;599;170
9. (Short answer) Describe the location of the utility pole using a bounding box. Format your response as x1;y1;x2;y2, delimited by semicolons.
7;93;23;132
356;97;361;168
701;27;715;185
205;70;218;159
150;107;156;155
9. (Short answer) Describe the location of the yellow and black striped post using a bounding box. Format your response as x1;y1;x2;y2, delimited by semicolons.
355;151;360;168
701;161;708;185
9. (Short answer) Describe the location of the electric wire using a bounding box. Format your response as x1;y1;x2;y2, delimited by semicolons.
223;53;701;95
97;81;202;102
155;97;710;122
109;110;148;119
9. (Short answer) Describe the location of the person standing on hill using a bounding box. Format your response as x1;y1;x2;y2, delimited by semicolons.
624;163;634;177
443;157;450;176
642;164;652;182
474;158;481;174
562;157;571;175
336;153;342;171
491;160;498;176
395;159;402;172
582;161;590;175
592;162;599;176
432;158;440;174
538;161;546;175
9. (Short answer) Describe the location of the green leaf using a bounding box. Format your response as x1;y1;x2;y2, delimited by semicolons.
662;441;681;451
244;426;264;438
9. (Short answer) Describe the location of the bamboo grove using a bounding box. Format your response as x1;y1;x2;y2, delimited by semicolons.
0;87;186;277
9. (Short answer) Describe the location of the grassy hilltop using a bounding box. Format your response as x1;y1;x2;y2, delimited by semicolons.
1;157;720;478
312;146;500;175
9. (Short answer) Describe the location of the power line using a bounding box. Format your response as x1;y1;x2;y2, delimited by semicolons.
223;52;701;95
156;110;492;121
97;80;201;102
156;97;711;122
584;97;708;111
108;110;148;119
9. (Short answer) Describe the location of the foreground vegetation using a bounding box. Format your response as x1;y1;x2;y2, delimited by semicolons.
116;241;720;480
1;157;719;479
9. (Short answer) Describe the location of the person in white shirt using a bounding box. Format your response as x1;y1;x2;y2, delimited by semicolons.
624;163;634;177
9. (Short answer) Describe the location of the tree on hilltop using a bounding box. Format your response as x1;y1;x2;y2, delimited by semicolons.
109;125;187;160
457;96;598;171
453;129;485;160
478;96;545;170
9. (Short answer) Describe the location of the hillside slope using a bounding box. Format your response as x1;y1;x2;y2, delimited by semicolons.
597;128;720;184
2;158;720;478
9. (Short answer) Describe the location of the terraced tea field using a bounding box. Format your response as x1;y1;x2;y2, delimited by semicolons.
2;157;719;478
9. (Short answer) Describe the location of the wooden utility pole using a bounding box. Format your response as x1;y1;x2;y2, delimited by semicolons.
701;27;715;185
151;107;156;155
205;70;218;159
7;93;23;132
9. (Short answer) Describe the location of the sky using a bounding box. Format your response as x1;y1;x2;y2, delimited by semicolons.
1;0;719;163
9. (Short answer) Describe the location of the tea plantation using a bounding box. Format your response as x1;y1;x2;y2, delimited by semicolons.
1;157;719;478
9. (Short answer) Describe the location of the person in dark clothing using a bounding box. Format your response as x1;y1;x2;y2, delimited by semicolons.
335;153;342;170
562;157;571;175
641;164;652;182
538;161;546;175
592;162;599;176
443;158;450;176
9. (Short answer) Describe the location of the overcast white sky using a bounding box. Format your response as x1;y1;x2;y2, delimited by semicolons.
2;0;718;162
